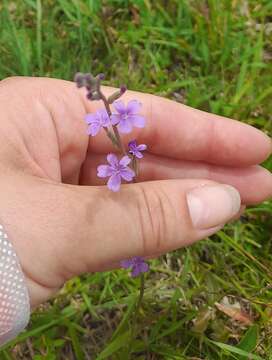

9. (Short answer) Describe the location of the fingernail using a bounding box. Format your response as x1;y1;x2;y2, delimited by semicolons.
186;184;241;229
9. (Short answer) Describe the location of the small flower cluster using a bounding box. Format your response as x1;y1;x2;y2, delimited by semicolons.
97;154;135;192
75;72;149;277
120;257;149;277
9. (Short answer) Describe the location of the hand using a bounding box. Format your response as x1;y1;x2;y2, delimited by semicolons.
0;77;271;308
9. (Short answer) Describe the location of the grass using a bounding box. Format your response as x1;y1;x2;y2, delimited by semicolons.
0;0;271;358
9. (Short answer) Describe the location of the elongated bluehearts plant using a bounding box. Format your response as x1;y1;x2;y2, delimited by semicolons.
74;72;149;282
75;73;149;343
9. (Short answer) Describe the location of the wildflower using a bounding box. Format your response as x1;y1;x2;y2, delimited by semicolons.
111;100;145;134
120;85;127;94
97;154;135;192
120;257;149;277
85;109;111;136
128;140;147;159
97;73;105;80
74;72;94;88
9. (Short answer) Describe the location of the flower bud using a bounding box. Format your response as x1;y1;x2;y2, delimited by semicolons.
107;85;127;104
87;91;101;101
92;92;102;100
74;72;97;89
97;73;105;80
74;72;85;88
120;85;127;94
86;92;93;100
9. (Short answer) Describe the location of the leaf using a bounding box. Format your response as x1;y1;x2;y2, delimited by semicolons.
68;325;85;360
96;331;131;360
211;341;263;360
111;297;135;340
215;298;252;325
238;325;258;352
192;308;214;334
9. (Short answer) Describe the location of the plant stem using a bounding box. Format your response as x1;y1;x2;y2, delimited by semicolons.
127;274;145;357
97;85;146;354
112;126;126;156
98;88;127;155
103;127;119;149
131;156;138;182
132;274;145;336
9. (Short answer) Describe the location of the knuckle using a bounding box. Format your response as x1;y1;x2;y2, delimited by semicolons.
0;76;25;87
0;76;16;84
136;184;176;255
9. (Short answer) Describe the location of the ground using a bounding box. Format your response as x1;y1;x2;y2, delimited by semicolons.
0;1;271;359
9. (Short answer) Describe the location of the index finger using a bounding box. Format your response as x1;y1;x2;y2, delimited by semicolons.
84;87;271;166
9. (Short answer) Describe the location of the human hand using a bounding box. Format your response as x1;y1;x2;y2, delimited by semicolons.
0;77;271;308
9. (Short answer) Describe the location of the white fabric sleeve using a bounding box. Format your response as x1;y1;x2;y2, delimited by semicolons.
0;224;30;346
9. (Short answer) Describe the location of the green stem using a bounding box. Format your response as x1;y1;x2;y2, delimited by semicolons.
103;127;119;149
131;156;138;183
97;85;145;354
131;274;145;337
98;88;127;155
112;125;126;156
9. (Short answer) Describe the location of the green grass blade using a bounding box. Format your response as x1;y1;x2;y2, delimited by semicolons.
212;340;263;360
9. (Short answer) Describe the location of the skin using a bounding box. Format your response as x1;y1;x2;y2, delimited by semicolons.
0;76;271;308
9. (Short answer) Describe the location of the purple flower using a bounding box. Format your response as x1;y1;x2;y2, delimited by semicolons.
128;140;147;159
85;109;110;136
120;257;149;277
110;100;145;134
97;154;135;192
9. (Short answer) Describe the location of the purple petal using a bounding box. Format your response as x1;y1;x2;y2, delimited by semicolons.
107;173;121;192
134;256;144;263
129;115;145;128
137;144;147;151
97;165;112;178
127;100;142;114
117;119;133;134
113;100;126;114
97;109;111;127
120;259;133;269
110;114;121;126
87;123;100;136
97;108;106;116
128;139;137;149
85;113;97;124
107;153;119;167
131;265;142;277
120;168;135;182
119;155;131;167
134;150;144;159
138;262;149;273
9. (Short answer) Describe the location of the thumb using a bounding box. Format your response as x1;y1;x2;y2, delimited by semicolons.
0;175;241;307
71;179;241;272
